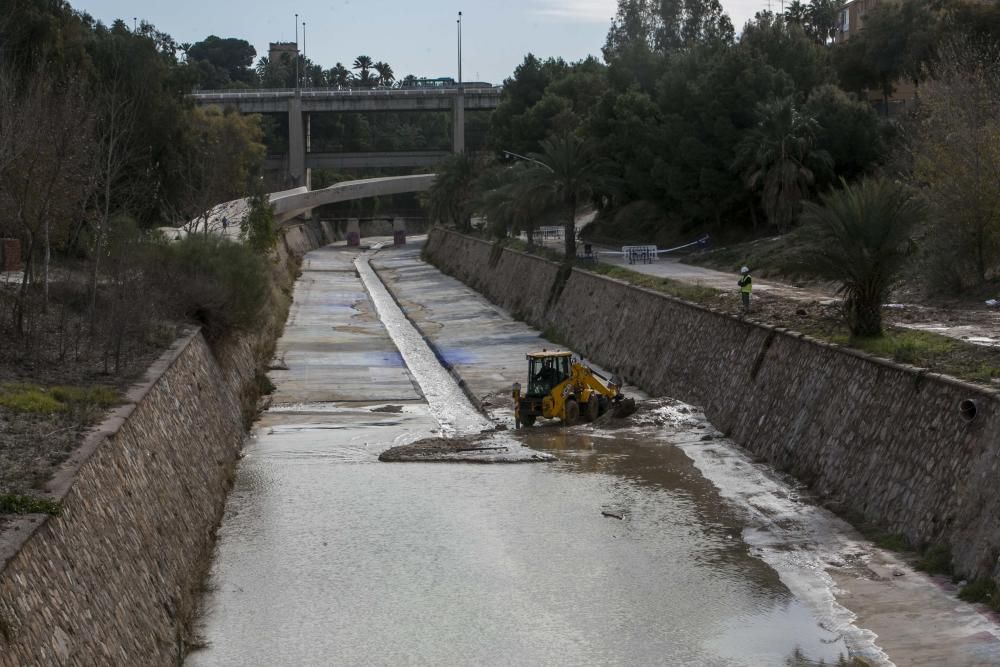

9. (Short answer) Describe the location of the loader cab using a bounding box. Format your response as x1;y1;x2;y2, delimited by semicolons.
526;351;572;397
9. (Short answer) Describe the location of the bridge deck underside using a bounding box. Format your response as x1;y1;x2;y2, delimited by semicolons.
264;152;449;170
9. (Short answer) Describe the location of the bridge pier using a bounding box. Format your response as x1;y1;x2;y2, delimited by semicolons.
452;92;465;154
288;93;306;187
303;112;312;218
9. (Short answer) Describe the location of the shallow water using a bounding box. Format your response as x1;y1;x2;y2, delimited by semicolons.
189;405;848;666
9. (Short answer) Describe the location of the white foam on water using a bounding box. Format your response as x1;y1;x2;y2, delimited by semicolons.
356;254;492;437
630;400;895;665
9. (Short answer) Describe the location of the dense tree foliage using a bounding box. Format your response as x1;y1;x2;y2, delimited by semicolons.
0;0;268;361
473;0;1000;257
186;35;256;88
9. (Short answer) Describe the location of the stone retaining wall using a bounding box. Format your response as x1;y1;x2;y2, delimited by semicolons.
424;229;1000;581
0;221;337;666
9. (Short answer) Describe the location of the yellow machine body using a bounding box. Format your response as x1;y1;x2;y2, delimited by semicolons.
511;350;626;428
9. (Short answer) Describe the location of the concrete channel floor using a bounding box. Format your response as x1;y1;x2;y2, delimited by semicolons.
372;240;1000;667
189;237;1000;666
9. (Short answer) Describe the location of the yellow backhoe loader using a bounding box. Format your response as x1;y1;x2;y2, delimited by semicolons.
512;350;635;428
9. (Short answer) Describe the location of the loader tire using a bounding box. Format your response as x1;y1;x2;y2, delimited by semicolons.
586;395;600;422
521;414;536;427
564;399;580;426
598;396;610;417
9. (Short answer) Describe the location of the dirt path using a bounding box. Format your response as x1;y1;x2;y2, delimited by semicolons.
535;232;1000;348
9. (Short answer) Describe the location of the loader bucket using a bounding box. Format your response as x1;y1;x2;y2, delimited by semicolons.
611;397;636;419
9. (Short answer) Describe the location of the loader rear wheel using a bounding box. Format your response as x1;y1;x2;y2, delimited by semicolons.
586;395;600;422
598;396;610;417
521;414;536;427
564;399;580;426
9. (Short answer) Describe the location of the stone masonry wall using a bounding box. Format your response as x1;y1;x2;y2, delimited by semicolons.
0;332;244;666
0;221;337;666
424;229;1000;581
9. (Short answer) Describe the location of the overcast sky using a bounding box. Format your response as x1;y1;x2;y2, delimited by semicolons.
71;0;768;85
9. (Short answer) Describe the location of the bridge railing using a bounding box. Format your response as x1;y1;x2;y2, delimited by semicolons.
190;86;502;99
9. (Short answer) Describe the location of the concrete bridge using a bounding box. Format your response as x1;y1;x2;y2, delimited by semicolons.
263;150;449;172
269;174;436;223
190;86;502;185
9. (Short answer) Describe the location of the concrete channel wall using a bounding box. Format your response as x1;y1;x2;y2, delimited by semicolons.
0;220;336;666
424;229;1000;582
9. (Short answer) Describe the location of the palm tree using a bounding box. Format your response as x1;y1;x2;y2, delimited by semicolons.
784;0;807;25
352;55;375;88
800;178;923;337
424;153;478;231
328;63;351;88
373;61;395;87
518;132;608;261
476;163;554;246
734;96;832;231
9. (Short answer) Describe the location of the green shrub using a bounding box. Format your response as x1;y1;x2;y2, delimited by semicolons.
0;384;119;415
959;578;999;610
872;532;910;552
255;371;275;395
149;235;270;339
0;386;64;414
241;191;278;254
915;544;953;576
0;494;62;515
50;386;118;407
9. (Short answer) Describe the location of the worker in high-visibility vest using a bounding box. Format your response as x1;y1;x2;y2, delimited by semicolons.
738;266;752;312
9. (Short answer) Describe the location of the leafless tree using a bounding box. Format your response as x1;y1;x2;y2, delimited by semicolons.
0;68;93;332
85;53;139;329
912;38;1000;289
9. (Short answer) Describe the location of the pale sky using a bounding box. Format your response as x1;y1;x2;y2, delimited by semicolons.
71;0;767;85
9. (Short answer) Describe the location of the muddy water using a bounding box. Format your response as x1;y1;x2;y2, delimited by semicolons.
188;245;850;666
189;414;848;666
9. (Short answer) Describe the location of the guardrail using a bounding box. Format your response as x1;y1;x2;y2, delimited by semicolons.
190;86;502;100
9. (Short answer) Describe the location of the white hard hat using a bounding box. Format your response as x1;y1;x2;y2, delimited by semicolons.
740;266;750;274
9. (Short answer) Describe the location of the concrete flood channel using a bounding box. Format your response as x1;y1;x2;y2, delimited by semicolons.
188;240;1000;666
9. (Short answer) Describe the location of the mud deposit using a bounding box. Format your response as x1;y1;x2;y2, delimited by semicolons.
379;431;555;463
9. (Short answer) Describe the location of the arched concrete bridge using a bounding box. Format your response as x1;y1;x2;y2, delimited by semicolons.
173;174;437;241
270;174;435;223
189;86;501;185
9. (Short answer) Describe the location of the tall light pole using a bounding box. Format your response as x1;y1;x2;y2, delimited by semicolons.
503;150;553;172
302;22;307;87
294;13;300;90
457;11;463;85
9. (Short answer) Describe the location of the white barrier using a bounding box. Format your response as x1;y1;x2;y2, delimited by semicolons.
532;226;563;243
622;245;658;264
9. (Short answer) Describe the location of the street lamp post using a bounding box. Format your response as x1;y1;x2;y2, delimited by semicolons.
503;150;553;172
457;11;462;85
302;22;307;87
294;13;300;90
